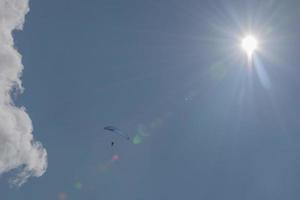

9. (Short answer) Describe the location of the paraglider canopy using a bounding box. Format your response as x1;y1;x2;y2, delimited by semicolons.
104;126;130;140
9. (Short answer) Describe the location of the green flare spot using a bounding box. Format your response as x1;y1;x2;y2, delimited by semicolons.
132;134;143;144
74;181;82;190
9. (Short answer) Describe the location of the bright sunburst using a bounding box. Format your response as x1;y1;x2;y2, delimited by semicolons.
241;35;258;59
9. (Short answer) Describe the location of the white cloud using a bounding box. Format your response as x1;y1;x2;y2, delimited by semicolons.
0;0;47;186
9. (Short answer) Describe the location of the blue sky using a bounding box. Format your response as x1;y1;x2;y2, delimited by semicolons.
1;0;300;199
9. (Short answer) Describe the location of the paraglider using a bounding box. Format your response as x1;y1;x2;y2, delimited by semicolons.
104;126;130;141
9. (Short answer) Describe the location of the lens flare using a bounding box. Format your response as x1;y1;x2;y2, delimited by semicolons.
132;134;143;144
97;154;120;173
58;192;68;200
111;154;120;161
74;181;83;190
241;35;258;59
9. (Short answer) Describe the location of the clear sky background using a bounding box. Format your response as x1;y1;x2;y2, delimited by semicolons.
2;0;300;199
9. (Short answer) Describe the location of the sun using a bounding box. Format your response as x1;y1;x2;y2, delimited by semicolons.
241;35;258;59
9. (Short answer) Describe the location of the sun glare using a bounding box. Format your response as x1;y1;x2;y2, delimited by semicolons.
241;35;258;58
